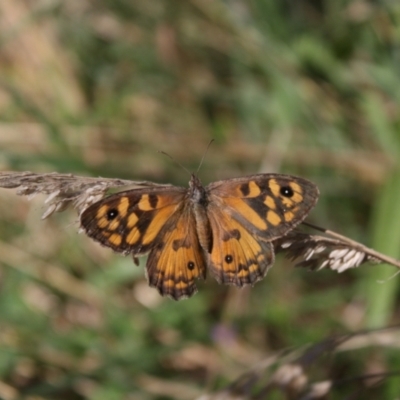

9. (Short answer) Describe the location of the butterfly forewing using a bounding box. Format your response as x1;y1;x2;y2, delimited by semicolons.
80;187;186;254
207;174;319;240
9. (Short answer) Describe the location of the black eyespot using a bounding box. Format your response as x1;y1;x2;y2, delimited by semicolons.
225;255;233;264
187;261;195;270
107;208;119;220
280;186;294;198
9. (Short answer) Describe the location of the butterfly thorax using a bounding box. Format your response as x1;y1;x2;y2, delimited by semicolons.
189;174;208;206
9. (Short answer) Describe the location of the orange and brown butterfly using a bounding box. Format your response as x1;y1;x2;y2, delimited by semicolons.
80;173;319;300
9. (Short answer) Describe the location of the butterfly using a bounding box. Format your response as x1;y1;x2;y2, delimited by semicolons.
80;173;319;300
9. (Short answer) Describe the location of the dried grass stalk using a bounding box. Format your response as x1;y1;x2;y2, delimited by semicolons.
274;222;400;272
0;171;171;218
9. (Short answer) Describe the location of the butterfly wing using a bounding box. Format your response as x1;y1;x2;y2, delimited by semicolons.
205;174;319;285
206;204;274;286
207;174;319;240
80;187;186;254
80;187;206;300
146;204;206;300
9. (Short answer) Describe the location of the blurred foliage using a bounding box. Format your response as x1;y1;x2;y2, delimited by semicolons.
0;0;400;398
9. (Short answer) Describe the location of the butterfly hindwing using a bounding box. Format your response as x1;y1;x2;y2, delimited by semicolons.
146;205;206;300
206;203;274;286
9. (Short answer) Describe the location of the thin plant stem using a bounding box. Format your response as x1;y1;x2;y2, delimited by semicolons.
303;221;400;269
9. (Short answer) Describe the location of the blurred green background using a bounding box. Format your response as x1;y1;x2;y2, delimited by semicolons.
1;0;400;399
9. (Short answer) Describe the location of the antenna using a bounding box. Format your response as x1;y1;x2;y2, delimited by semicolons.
158;150;191;176
159;139;214;177
196;139;214;174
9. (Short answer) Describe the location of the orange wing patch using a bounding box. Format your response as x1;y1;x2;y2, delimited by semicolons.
141;204;179;246
219;197;268;230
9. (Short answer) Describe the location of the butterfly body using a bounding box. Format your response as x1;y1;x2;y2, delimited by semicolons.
80;173;319;300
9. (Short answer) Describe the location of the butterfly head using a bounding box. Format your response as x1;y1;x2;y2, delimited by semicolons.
189;173;208;206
